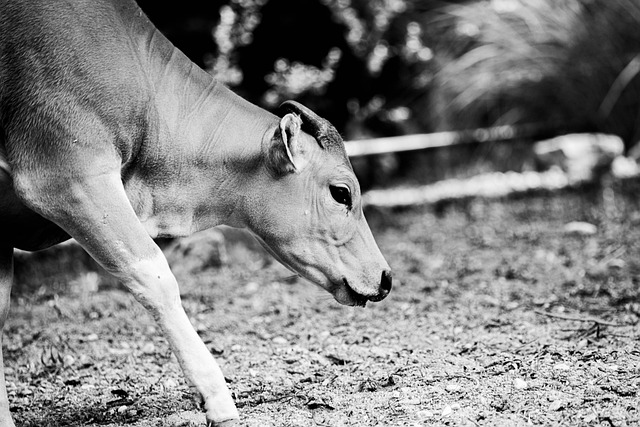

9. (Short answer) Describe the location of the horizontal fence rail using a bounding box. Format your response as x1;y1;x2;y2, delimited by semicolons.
344;123;552;157
345;124;637;208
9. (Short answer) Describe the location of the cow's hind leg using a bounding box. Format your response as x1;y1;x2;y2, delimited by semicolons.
14;171;239;426
0;246;15;427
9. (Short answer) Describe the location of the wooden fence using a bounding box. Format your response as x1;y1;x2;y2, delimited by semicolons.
344;123;549;158
345;125;632;208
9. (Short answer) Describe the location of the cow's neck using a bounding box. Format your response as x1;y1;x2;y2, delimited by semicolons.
128;31;277;238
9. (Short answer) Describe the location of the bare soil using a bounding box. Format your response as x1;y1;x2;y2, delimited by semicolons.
5;180;640;427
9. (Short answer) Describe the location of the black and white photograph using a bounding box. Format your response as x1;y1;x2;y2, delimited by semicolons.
1;0;639;426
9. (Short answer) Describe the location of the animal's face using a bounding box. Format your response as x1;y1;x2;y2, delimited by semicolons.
247;102;392;306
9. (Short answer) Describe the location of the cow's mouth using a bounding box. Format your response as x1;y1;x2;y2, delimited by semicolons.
336;278;369;307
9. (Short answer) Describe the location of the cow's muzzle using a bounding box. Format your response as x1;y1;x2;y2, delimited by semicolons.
343;270;392;307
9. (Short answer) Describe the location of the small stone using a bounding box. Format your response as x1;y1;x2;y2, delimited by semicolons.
272;336;288;345
244;282;260;294
117;405;128;414
63;354;76;367
549;400;565;411
584;412;598;423
163;378;178;389
575;339;588;350
607;259;626;270
318;331;331;340
554;363;571;371
441;405;453;417
85;333;99;342
513;378;528;389
399;398;421;405
141;342;155;354
445;384;461;392
417;409;434;419
563;221;597;236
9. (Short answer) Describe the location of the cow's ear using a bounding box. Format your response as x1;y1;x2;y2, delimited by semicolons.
267;113;308;176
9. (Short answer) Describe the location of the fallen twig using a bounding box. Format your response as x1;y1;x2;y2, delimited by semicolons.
534;310;626;327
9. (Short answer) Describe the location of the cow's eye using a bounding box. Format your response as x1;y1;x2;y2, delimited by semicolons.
330;185;352;209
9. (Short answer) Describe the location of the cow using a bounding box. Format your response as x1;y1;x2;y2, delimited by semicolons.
0;0;392;425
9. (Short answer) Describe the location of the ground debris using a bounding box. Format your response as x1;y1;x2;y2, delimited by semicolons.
8;185;640;426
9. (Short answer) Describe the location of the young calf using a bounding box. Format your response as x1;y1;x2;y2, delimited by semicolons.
0;0;392;425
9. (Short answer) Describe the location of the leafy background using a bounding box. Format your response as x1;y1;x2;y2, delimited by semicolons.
138;0;640;147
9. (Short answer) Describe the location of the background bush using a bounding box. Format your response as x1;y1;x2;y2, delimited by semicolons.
137;0;640;185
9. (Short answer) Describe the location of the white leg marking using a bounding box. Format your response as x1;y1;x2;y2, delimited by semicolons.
120;253;239;423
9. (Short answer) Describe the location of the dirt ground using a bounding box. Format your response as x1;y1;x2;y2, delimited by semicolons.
5;179;640;427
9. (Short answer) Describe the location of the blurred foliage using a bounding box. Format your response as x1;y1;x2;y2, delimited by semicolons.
427;0;640;149
138;0;640;150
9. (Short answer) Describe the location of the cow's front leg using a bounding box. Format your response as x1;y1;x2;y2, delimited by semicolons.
13;170;239;426
0;246;16;427
118;252;239;425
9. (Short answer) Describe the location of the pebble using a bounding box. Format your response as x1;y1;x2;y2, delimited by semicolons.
513;378;528;389
607;259;626;270
272;336;288;345
163;378;178;389
244;282;260;294
399;398;421;405
318;331;331;340
85;333;99;342
417;409;434;419
563;221;597;236
445;384;461;392
141;342;156;354
63;354;76;367
549;400;565;411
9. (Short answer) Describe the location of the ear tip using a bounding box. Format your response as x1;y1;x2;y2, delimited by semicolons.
278;100;308;117
279;100;299;110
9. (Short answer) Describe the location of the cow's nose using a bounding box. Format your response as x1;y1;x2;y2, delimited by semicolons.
381;269;392;294
370;270;392;302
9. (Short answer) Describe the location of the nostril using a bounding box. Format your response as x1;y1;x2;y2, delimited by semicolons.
380;270;392;293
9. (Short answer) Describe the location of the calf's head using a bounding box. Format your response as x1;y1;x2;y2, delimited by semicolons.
246;101;392;306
